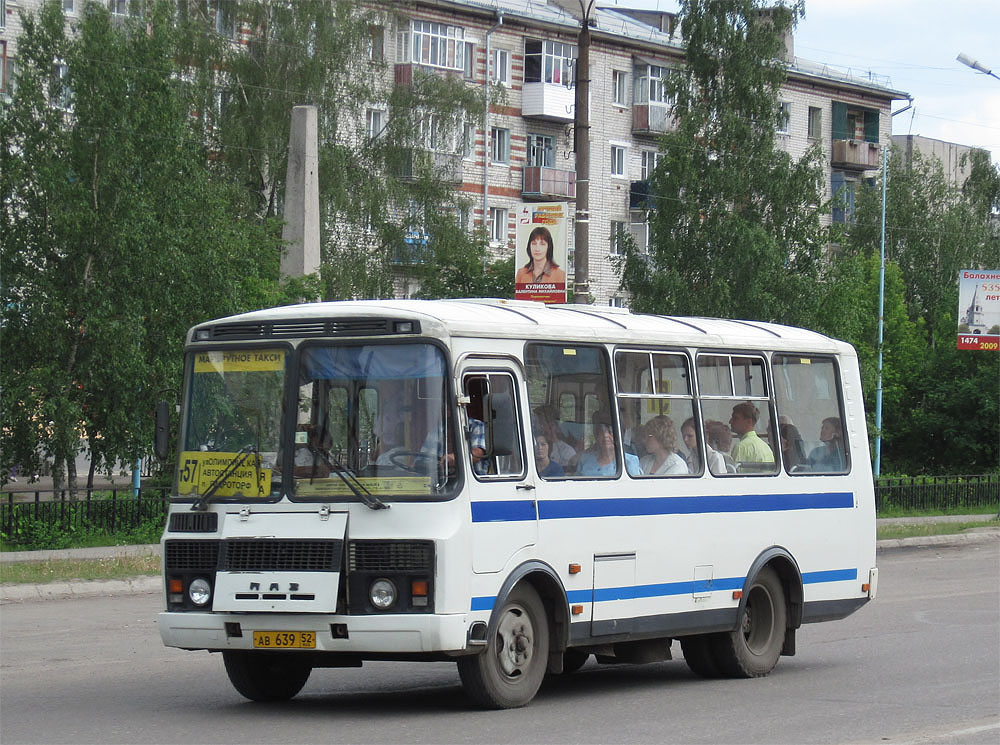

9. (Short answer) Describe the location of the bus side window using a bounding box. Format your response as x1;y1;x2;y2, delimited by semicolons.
773;356;849;475
465;373;524;479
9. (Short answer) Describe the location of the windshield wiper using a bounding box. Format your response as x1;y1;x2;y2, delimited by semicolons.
191;444;258;512
311;449;388;511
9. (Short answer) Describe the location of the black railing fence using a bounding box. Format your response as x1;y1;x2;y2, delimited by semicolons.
875;474;998;513
1;488;170;544
1;476;997;547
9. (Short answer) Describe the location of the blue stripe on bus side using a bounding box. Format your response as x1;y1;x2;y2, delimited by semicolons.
470;492;853;523
472;568;857;611
470;499;537;522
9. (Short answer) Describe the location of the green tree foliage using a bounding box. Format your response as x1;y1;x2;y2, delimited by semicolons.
201;0;499;300
834;149;1000;474
619;0;828;325
0;1;280;489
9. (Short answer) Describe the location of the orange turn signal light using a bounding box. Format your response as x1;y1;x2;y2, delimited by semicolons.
862;583;870;593
411;580;429;597
571;604;584;615
732;590;743;600
168;578;183;593
568;563;581;575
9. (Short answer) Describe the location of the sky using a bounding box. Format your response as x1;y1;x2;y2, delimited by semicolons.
604;0;1000;165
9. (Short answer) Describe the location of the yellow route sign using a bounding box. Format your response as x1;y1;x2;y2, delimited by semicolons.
177;451;271;497
193;349;285;374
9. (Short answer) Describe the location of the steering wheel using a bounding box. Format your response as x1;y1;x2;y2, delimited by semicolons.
388;450;436;474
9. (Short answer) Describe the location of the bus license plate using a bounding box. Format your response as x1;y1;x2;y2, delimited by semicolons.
252;631;316;649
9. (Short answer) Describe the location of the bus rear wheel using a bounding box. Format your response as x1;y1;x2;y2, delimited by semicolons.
223;650;312;702
457;583;549;708
680;634;724;678
713;567;787;678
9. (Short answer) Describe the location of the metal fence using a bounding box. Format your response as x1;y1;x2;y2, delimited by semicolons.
874;474;998;513
1;475;997;545
1;488;170;542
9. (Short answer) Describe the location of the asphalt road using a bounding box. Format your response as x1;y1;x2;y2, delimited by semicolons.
1;542;997;745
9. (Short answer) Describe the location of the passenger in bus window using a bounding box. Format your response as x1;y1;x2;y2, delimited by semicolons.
705;420;735;474
729;402;775;467
532;405;577;467
682;417;724;475
577;412;639;477
807;417;845;472
779;422;807;471
533;434;565;477
638;416;688;476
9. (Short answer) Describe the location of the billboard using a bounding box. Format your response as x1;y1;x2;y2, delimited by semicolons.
957;269;1000;351
514;202;568;304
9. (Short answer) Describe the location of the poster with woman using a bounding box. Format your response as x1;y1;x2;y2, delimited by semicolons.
514;202;568;304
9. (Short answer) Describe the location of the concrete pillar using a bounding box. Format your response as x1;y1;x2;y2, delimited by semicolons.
280;105;320;279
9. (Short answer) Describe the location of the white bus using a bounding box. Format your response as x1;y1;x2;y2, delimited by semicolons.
157;299;877;708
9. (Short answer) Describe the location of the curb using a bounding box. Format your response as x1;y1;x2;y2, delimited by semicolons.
4;531;998;605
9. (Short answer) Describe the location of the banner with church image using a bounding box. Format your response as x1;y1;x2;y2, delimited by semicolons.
957;269;1000;351
513;202;568;304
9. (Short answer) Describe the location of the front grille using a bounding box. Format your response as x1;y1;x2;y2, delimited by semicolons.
349;541;433;572
223;539;341;572
165;540;221;570
168;512;218;533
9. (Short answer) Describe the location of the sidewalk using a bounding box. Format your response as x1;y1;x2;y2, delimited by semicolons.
1;517;997;604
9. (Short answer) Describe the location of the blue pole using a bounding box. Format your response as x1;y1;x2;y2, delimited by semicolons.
132;457;141;497
874;144;887;477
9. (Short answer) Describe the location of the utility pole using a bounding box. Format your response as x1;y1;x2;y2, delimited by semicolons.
572;1;595;304
280;105;321;284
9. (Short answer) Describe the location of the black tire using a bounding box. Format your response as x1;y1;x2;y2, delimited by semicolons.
680;634;724;678
559;649;590;674
713;566;787;678
223;651;312;702
457;583;549;708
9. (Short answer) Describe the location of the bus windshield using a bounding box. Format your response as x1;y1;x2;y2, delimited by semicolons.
178;348;286;499
292;342;457;500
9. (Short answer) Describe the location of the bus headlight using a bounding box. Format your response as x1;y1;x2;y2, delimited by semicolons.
188;577;212;607
370;579;396;610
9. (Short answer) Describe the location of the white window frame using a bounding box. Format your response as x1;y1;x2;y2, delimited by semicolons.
808;106;822;140
366;109;386;140
462;120;476;160
491;48;511;86
53;61;71;111
635;65;674;106
612;70;628;106
641;150;660;180
108;0;128;17
777;101;791;135
62;1;75;16
526;133;555;168
609;220;627;256
611;145;628;178
490;126;510;164
409;20;468;73
523;39;576;87
489;207;508;244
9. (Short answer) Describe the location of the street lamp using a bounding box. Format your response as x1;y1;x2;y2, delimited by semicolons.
957;53;1000;81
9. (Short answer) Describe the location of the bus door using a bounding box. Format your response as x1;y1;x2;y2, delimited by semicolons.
459;362;535;574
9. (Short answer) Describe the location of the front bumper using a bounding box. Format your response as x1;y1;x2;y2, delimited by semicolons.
158;610;471;655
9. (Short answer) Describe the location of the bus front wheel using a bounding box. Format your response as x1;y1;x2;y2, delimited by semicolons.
714;566;787;678
223;651;312;702
458;583;549;708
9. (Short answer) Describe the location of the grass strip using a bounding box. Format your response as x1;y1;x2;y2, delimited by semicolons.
876;520;998;540
0;555;160;585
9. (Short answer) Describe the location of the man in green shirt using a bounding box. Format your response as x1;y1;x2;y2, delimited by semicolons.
729;401;775;470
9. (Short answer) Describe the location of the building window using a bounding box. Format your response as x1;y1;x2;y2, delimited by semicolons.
368;25;384;61
491;127;510;164
366;109;385;140
831;171;856;225
462;120;476;159
0;42;7;94
523;39;576;86
407;20;469;72
52;61;71;111
641;150;660;180
527;133;555;168
777;101;791;134
108;0;128;16
491;48;510;86
609;220;627;256
609;296;626;308
808;106;822;140
62;1;74;16
489;207;508;244
634;64;674;105
612;70;628;106
611;145;627;177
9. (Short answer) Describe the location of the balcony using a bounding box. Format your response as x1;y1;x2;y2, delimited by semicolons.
831;139;880;172
523;167;576;200
393;148;463;185
521;82;575;123
632;103;676;136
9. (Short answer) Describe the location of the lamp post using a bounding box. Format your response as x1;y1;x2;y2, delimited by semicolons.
957;53;1000;81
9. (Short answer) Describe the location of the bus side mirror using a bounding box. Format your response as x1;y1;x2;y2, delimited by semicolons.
484;391;515;457
155;401;170;462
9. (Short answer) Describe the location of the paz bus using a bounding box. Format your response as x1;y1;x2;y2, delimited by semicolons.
156;298;877;708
